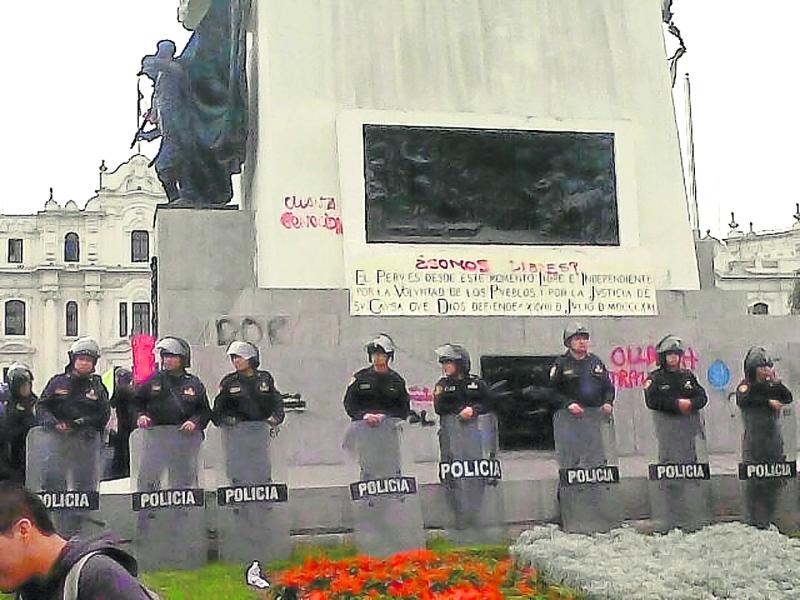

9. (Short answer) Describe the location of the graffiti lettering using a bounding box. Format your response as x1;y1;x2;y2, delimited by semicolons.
414;257;490;273
283;195;337;211
408;385;433;404
215;316;289;347
280;195;342;235
608;344;699;389
510;260;580;274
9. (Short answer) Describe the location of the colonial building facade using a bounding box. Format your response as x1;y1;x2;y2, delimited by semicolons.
0;155;162;385
714;208;800;316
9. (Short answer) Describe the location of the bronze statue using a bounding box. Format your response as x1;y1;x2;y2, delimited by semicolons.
133;0;249;207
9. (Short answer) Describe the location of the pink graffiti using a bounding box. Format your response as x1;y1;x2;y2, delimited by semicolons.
280;211;343;235
608;344;699;389
408;385;434;404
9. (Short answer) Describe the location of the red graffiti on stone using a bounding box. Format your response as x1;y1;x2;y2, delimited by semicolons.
608;344;699;389
408;385;434;404
280;195;343;235
131;334;156;385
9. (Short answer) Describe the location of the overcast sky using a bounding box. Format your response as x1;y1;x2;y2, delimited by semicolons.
0;1;797;237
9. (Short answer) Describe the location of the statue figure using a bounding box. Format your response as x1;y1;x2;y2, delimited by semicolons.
133;0;249;207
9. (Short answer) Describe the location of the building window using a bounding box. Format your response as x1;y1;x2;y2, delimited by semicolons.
749;302;769;315
4;300;25;336
7;239;23;263
64;232;80;262
119;303;129;337
65;301;78;337
131;230;150;263
132;302;150;335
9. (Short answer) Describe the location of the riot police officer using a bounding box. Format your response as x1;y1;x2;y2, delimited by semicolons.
644;335;707;416
736;346;793;528
549;323;615;415
344;334;410;425
0;364;37;481
433;344;493;420
212;341;285;426
109;367;135;479
134;336;211;433
37;338;110;435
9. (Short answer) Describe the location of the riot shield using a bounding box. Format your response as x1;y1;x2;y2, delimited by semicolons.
646;411;712;532
215;421;290;563
553;407;622;533
344;417;425;556
130;426;207;570
438;414;505;544
25;427;103;538
737;403;799;530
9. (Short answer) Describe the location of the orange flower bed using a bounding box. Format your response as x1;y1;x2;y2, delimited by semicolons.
268;548;576;599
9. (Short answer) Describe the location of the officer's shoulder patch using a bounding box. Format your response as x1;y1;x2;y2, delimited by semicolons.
467;382;479;390
643;378;652;390
738;383;749;394
434;384;443;396
229;385;241;394
86;389;98;400
184;387;196;396
259;381;270;392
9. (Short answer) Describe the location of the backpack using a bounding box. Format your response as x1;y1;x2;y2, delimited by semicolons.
62;551;161;600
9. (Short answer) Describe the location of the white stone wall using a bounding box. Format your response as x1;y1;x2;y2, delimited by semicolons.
248;0;699;291
0;155;163;389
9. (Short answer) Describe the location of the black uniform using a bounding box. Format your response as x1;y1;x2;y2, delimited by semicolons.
736;377;793;528
433;374;493;416
134;370;212;429
549;352;615;409
343;367;410;421
0;383;37;481
0;396;12;481
736;378;793;462
212;370;285;425
644;368;708;414
110;382;135;478
37;371;110;432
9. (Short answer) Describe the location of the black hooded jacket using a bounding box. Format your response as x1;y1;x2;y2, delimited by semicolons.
16;534;152;600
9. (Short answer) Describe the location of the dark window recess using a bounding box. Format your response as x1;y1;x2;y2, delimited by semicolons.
481;355;560;451
119;303;129;337
64;232;80;262
8;239;23;263
65;301;78;337
132;302;150;335
363;124;619;245
131;230;150;262
749;302;769;316
4;300;26;336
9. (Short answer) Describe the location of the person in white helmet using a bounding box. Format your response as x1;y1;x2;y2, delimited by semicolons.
343;334;410;426
37;339;110;435
212;341;284;426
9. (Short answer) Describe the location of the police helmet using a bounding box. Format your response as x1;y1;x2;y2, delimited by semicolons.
115;367;132;388
7;362;33;388
227;340;260;368
366;333;395;360
744;346;772;376
68;337;101;363
563;322;590;347
656;335;684;356
156;336;192;368
435;343;471;373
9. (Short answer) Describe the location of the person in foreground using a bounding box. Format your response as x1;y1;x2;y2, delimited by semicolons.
0;482;154;599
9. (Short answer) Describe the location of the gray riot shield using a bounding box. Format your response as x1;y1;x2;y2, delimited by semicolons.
647;411;712;532
738;404;799;530
438;414;505;544
25;427;103;538
215;421;290;563
130;426;207;571
553;407;622;534
344;417;425;556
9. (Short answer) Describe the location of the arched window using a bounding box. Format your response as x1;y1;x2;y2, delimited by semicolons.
65;301;78;337
749;302;769;315
4;300;25;336
64;232;80;262
131;230;150;262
